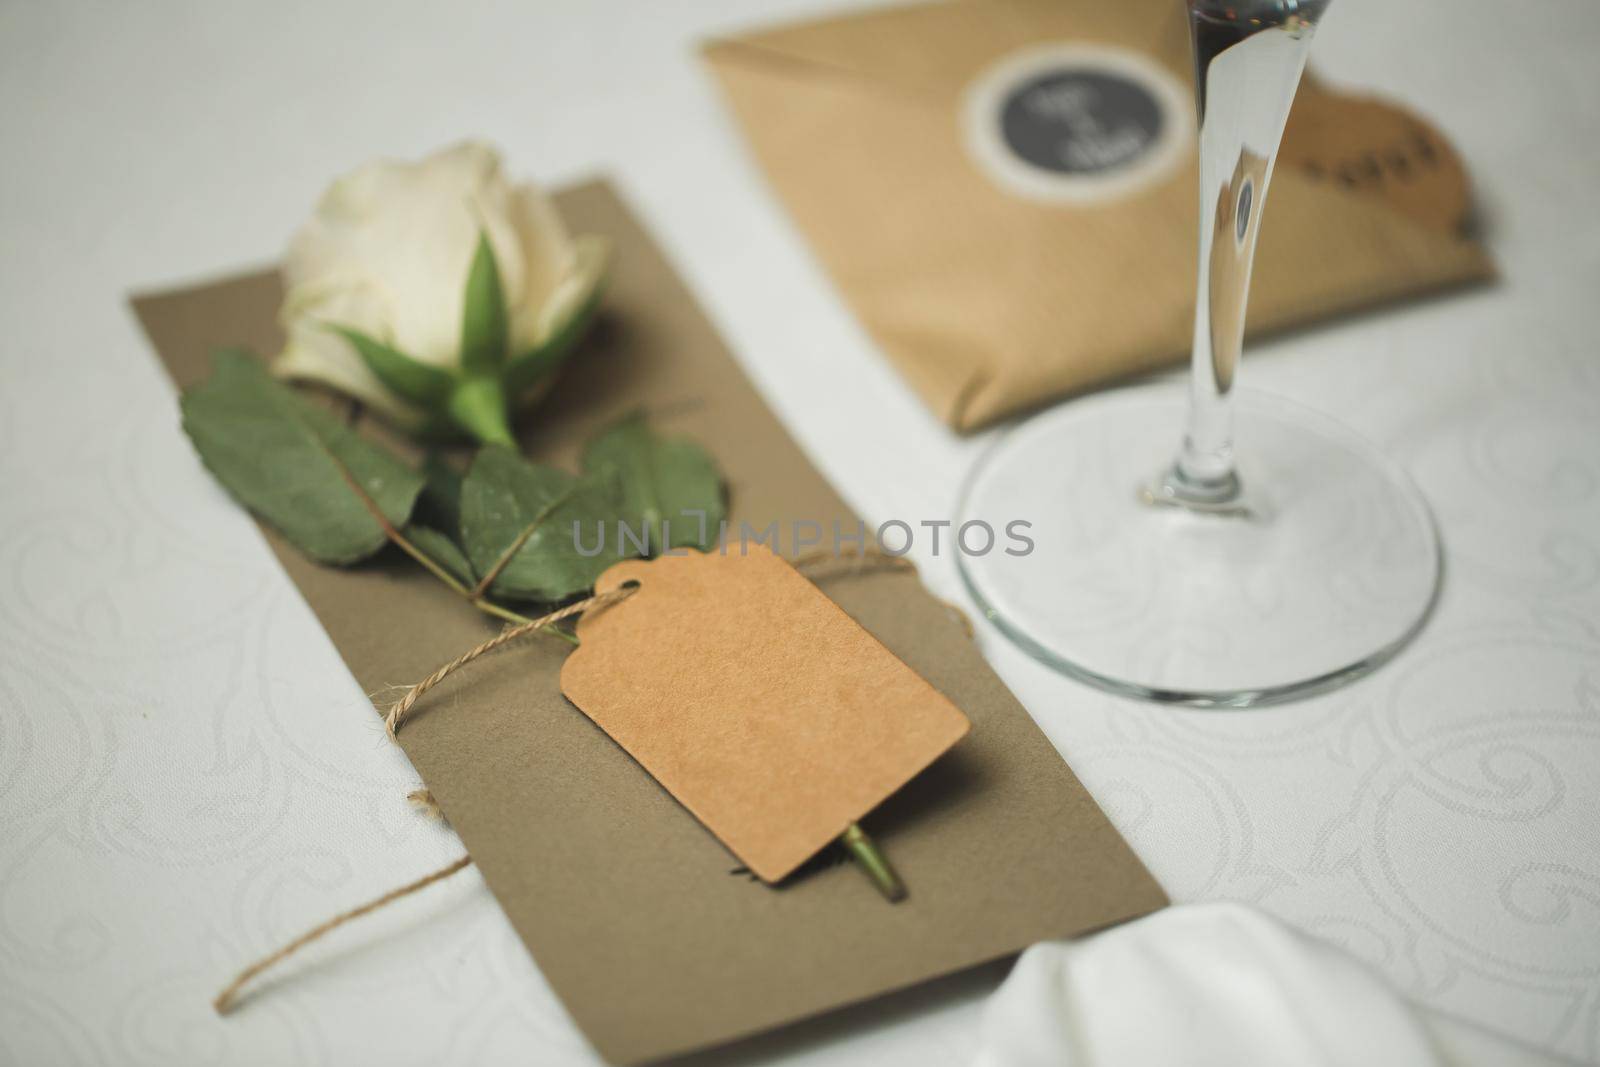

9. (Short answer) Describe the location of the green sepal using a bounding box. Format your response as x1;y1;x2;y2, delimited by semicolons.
459;230;509;375
330;326;455;408
446;377;515;448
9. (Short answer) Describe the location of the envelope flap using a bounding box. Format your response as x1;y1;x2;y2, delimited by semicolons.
706;0;1186;104
706;0;1477;237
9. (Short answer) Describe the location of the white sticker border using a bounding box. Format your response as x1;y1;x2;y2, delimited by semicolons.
962;42;1195;205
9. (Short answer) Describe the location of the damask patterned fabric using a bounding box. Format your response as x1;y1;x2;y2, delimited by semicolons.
1;0;1597;1064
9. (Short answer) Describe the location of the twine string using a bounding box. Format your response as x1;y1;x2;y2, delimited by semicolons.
385;584;634;737
212;855;472;1015
212;547;929;1015
385;550;918;738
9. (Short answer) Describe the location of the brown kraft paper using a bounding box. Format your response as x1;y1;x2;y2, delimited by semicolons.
563;546;972;883
704;0;1495;431
133;180;1168;1066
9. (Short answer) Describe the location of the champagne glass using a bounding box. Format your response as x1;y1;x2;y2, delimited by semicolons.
956;0;1440;706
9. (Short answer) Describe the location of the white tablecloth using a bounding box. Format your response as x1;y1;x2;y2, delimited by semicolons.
2;1;1597;1064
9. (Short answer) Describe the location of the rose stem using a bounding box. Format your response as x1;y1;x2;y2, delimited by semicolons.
840;822;906;902
380;521;579;646
330;450;575;642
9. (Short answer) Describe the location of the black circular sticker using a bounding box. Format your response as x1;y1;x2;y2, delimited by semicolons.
999;70;1164;176
964;44;1192;204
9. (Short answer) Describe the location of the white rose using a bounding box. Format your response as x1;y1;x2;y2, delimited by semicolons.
274;140;608;442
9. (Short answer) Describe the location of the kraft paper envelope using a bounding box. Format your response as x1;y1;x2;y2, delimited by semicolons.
134;181;1167;1065
704;0;1495;431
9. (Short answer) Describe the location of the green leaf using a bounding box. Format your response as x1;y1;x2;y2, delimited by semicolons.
459;231;509;375
181;349;425;564
407;525;475;586
330;326;455;408
582;414;724;552
416;452;465;539
459;446;629;601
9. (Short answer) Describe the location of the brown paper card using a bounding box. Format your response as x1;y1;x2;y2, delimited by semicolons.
563;547;971;882
704;0;1496;431
132;181;1167;1065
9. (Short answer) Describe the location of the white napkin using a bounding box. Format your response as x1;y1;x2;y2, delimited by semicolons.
974;903;1574;1067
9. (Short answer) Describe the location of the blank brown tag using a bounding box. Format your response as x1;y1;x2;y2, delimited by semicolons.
561;546;971;883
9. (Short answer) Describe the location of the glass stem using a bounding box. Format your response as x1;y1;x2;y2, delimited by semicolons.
1167;11;1318;505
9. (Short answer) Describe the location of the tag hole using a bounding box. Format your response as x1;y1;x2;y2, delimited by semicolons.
619;579;642;591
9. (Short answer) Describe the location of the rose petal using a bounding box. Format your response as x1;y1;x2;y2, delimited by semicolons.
272;278;424;426
533;234;609;346
508;183;577;352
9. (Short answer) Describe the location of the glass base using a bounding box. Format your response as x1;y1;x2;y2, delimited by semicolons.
956;385;1441;707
